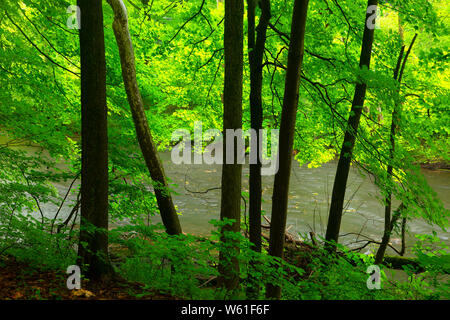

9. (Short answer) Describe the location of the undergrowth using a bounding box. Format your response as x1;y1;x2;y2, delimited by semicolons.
1;216;449;300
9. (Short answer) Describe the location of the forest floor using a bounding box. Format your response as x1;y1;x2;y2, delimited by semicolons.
0;255;177;300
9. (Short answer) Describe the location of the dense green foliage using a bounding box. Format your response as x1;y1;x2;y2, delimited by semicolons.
0;0;449;299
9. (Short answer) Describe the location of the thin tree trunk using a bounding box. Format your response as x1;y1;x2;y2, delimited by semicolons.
400;217;407;256
375;34;417;264
218;0;244;291
375;45;405;264
77;0;113;280
375;203;405;263
107;0;182;235
266;0;309;300
247;0;271;299
325;0;378;250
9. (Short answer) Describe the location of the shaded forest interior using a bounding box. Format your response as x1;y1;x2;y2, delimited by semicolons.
0;0;449;300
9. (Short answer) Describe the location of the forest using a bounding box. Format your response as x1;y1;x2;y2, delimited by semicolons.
0;0;449;301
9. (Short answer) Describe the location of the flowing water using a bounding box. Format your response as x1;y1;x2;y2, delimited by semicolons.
2;135;449;257
156;152;450;256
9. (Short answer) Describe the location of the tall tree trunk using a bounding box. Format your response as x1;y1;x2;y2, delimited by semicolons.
398;18;407;259
247;0;271;298
77;0;113;280
266;0;309;300
107;0;182;235
218;0;244;291
375;34;417;264
325;0;378;249
400;217;407;256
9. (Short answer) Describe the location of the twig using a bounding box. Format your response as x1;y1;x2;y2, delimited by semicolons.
4;11;79;77
51;172;80;234
168;0;206;44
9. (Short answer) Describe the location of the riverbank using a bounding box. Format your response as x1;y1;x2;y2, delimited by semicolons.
419;162;450;171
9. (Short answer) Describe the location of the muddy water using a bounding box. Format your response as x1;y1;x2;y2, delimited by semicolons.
155;153;450;256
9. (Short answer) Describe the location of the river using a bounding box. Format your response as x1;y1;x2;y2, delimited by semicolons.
2;136;449;257
156;152;450;256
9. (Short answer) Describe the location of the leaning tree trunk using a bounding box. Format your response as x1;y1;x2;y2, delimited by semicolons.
77;0;114;280
375;34;417;264
107;0;181;235
266;0;309;300
247;0;271;299
325;0;378;250
218;0;244;291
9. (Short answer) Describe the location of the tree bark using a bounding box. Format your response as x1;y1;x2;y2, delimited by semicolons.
375;203;405;264
77;0;113;280
400;217;407;256
107;0;182;235
325;0;378;250
218;0;244;291
266;0;309;300
247;0;271;298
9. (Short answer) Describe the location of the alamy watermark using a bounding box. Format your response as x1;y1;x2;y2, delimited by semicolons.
171;122;280;176
366;265;381;290
367;2;394;30
66;265;81;290
67;2;391;30
66;5;80;30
